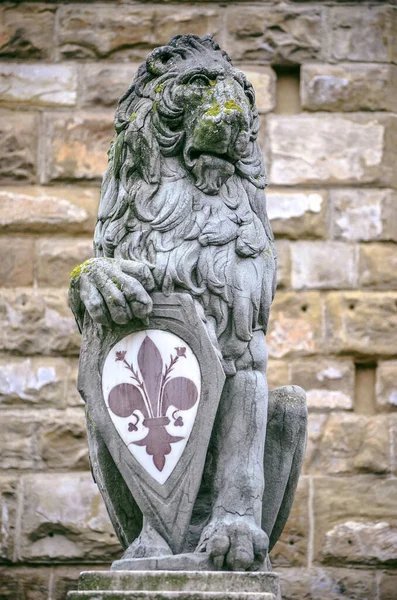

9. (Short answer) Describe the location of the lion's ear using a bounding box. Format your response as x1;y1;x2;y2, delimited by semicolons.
146;46;180;76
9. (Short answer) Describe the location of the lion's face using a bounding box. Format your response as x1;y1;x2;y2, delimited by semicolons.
172;61;254;194
114;35;262;196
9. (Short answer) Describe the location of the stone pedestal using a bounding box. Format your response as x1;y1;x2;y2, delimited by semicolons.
67;570;282;600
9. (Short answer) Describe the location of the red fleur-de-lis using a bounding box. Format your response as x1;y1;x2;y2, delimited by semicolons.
115;350;127;362
175;347;187;358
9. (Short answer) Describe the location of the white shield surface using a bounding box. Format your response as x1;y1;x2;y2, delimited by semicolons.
102;329;201;484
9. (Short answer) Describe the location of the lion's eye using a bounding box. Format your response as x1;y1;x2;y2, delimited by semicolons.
189;74;212;87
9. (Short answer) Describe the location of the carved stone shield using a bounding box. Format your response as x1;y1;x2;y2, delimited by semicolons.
78;292;225;554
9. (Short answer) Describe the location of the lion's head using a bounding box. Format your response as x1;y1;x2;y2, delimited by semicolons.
110;35;263;190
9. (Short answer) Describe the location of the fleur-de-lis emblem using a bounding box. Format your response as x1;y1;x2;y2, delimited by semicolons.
108;337;198;472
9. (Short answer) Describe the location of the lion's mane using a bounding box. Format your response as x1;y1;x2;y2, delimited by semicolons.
94;34;276;368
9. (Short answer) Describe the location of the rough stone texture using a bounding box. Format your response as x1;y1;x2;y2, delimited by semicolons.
359;244;397;289
274;241;290;290
80;63;139;107
36;237;93;287
0;63;77;107
37;409;89;471
0;110;38;183
267;114;397;187
58;6;222;61
0;4;55;60
0;288;80;356
267;190;328;240
301;63;397;112
19;473;121;562
241;67;276;113
331;189;397;242
290;358;354;411
226;6;323;64
376;361;397;411
0;566;51;600
44;112;114;182
0;476;18;562
0;186;99;234
329;6;397;63
304;413;390;475
290;241;357;290
0;356;69;409
324;292;397;357
278;567;378;600
0;236;34;287
267;292;322;358
313;476;397;566
271;477;309;567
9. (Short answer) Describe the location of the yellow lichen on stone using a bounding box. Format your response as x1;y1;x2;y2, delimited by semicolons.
69;259;93;281
224;99;243;114
129;112;137;122
205;101;221;117
155;83;164;93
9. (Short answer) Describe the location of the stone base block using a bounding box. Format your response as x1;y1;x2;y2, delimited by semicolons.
67;570;281;600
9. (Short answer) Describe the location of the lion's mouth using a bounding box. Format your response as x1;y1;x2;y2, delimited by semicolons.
189;152;235;196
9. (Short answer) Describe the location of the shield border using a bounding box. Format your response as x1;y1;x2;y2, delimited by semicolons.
78;292;225;554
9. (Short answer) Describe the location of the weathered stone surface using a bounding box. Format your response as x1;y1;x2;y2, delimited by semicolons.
0;110;38;183
0;4;55;60
44;112;113;182
58;6;222;60
310;567;377;600
37;409;89;470
0;288;80;356
301;63;397;112
379;571;397;600
331;189;397;243
0;476;18;562
324;520;397;567
267;190;327;240
52;566;88;600
275;240;291;289
0;356;68;408
20;473;121;562
324;292;397;357
290;357;354;411
225;6;323;63
329;6;397;63
304;413;390;475
36;237;93;288
80;63;139;107
271;476;309;567
0;186;99;234
241;67;275;113
0;412;40;470
66;359;84;407
267;359;290;392
267;114;397;187
0;236;34;287
0;566;50;600
278;568;311;600
0;63;77;107
290;241;357;290
313;476;397;566
267;292;322;358
358;244;397;290
376;360;397;411
279;567;378;600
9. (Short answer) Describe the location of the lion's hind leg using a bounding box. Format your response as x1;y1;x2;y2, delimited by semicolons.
261;385;308;552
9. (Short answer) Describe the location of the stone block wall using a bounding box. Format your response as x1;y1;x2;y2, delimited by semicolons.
0;1;396;598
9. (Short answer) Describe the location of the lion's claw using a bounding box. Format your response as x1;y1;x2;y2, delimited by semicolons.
69;257;155;328
197;517;268;571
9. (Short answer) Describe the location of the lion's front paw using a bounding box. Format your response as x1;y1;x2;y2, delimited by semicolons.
197;517;268;571
69;257;155;329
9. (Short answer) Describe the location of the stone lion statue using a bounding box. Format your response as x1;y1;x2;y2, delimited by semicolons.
69;34;307;572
